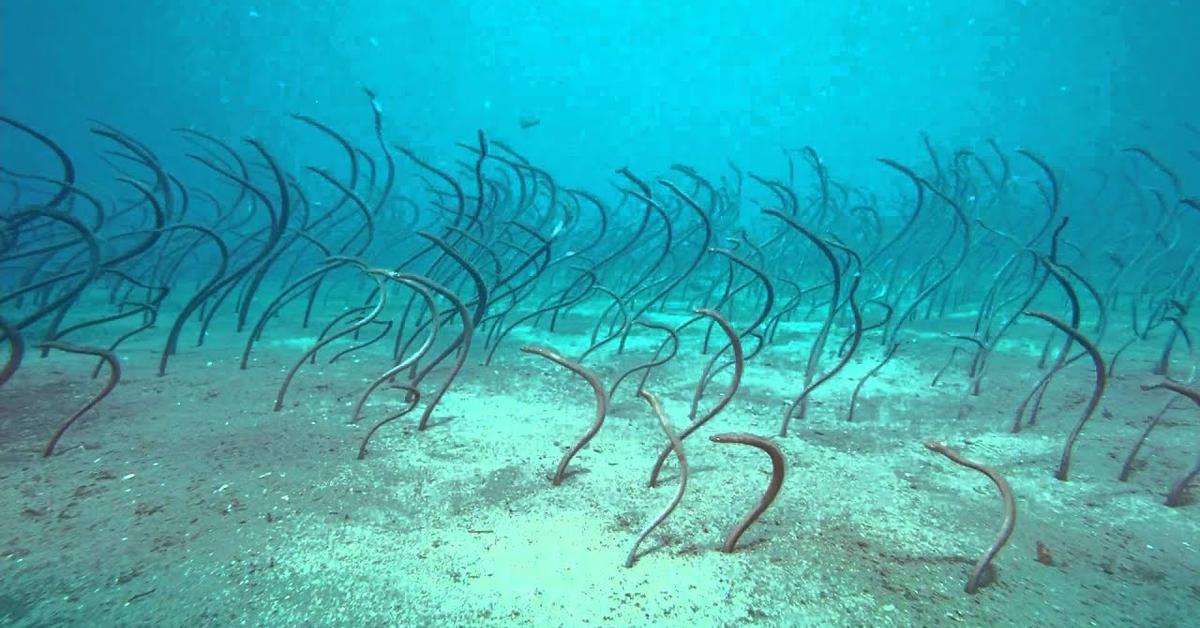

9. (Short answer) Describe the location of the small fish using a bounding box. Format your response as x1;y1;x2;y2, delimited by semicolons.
519;117;541;130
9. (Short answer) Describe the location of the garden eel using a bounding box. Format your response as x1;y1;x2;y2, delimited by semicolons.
626;389;687;568
924;441;1016;594
1140;380;1200;506
1022;310;1107;481
710;432;785;552
520;345;608;486
39;342;121;457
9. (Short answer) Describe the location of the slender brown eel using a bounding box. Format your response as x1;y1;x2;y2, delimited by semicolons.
625;389;687;568
709;432;785;552
924;441;1016;594
357;385;421;460
39;342;121;457
648;308;743;488
1022;310;1107;481
0;316;23;387
520;345;609;485
1140;380;1200;506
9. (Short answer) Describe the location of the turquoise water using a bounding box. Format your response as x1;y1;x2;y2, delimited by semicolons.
1;2;1198;626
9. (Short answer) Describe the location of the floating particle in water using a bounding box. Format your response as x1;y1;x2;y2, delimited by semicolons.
248;7;259;17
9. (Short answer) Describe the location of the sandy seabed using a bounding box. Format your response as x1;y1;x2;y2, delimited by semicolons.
1;304;1198;627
